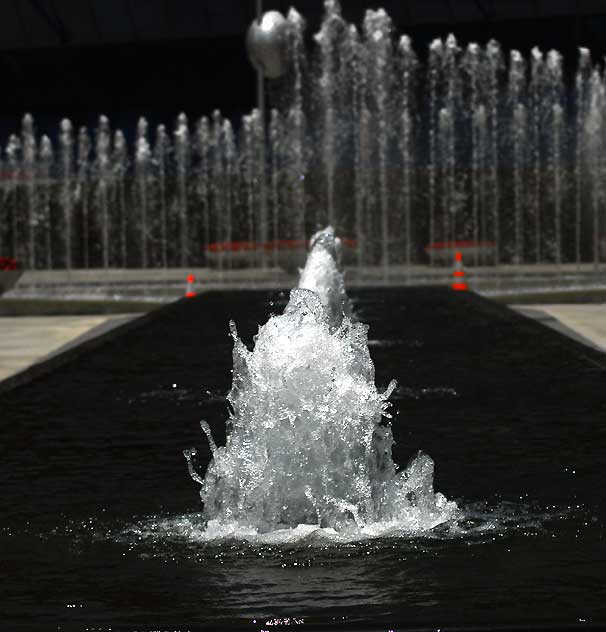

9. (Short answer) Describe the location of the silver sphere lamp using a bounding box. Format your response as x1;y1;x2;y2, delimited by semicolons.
246;10;289;80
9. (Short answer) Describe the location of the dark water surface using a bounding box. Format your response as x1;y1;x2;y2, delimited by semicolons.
1;288;605;630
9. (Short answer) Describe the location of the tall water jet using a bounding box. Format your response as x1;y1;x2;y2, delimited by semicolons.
315;0;346;228
96;116;112;268
59;120;74;270
530;47;545;263
242;114;256;259
154;125;170;269
364;9;394;274
399;35;417;270
39;136;53;270
546;50;564;264
135;118;151;268
575;49;591;266
486;40;502;266
285;8;306;244
442;34;460;250
240;107;268;267
210;111;225;272
77;127;91;268
552;102;564;264
427;39;443;266
269;108;283;268
252;108;269;268
512;103;527;263
6;135;22;263
175;113;190;268
184;228;457;536
508;51;527;264
350;24;370;267
474;106;488;265
112;130;128;268
438;108;453;249
586;67;604;269
463;43;482;266
223;119;237;271
21;114;37;270
194;117;210;267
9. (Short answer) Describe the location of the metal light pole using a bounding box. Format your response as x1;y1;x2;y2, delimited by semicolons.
255;0;267;268
246;4;288;268
255;0;265;123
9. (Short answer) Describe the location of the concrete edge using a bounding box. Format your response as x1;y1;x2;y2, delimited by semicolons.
41;314;140;360
0;300;180;395
495;304;606;370
510;306;606;354
1;288;604;396
432;290;606;369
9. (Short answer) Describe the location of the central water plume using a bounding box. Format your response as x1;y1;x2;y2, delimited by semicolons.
184;228;457;537
297;227;351;327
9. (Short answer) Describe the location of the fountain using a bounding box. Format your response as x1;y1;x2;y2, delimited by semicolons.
183;228;457;538
1;1;605;277
2;264;605;625
2;6;606;627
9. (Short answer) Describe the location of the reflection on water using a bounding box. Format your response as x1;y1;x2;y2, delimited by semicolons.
29;501;588;624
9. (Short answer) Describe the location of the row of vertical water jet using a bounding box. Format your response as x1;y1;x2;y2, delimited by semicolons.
1;0;606;271
308;2;606;269
0;110;267;271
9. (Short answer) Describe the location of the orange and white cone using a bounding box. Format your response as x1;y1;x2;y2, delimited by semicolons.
451;252;468;291
185;274;196;298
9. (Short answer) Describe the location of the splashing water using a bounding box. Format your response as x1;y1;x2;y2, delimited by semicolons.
184;228;458;538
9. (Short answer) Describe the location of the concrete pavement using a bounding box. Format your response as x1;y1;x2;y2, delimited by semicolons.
512;304;606;352
0;314;138;382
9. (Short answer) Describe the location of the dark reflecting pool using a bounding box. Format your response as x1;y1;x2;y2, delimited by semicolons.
1;288;605;630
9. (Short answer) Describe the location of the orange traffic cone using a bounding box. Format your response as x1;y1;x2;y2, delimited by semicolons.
451;251;468;291
185;274;196;298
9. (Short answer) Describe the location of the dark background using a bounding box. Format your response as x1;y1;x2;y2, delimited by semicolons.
2;0;606;141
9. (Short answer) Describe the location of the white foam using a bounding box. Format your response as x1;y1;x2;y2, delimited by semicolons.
121;500;563;549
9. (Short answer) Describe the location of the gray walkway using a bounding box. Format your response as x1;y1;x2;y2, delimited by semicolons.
512;304;606;352
0;314;137;382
